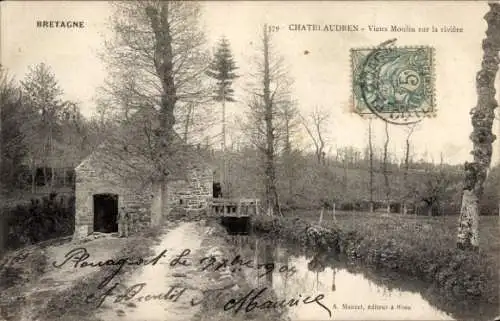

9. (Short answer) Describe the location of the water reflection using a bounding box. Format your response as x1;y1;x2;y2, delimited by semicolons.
253;239;275;287
230;236;455;321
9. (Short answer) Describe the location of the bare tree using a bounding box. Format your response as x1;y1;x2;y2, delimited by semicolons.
382;121;391;213
93;97;119;134
338;148;349;198
177;100;217;145
262;26;276;216
402;123;418;214
457;3;500;250
410;160;458;217
301;106;330;165
280;102;300;157
98;1;211;188
243;24;293;216
243;96;268;156
57;102;95;170
368;118;374;212
279;101;300;201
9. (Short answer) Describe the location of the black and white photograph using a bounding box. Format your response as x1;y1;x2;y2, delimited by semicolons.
0;1;499;320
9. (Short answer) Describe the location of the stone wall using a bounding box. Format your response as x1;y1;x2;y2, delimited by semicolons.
161;165;213;217
74;152;213;239
173;165;213;211
165;180;189;213
73;154;154;240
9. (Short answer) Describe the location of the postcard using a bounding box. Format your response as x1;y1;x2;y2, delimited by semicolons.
0;1;499;321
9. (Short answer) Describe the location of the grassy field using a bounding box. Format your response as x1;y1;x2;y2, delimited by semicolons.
290;210;500;268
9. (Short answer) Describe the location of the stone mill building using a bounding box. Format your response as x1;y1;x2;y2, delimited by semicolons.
73;108;213;240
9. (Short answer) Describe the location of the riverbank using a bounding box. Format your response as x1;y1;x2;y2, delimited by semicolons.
250;212;499;320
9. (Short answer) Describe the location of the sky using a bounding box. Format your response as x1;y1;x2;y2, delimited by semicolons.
1;1;499;165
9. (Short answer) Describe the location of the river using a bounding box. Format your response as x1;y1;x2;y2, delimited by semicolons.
223;233;456;321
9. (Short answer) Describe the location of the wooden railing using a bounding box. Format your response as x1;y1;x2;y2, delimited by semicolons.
211;198;260;217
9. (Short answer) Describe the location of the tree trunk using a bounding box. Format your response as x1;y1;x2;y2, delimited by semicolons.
147;3;177;178
458;190;479;248
342;161;348;195
31;158;36;194
183;103;193;144
221;93;228;196
264;243;274;285
43;139;49;187
368;118;374;212
263;25;280;216
457;4;500;250
159;179;168;222
50;124;55;189
284;114;293;200
383;122;390;214
402;125;414;216
0;215;4;259
332;269;336;292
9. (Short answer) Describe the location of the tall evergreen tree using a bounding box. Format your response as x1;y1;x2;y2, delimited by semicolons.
206;36;238;195
243;25;292;216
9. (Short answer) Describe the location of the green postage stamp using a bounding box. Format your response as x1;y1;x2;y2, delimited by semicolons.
351;44;436;124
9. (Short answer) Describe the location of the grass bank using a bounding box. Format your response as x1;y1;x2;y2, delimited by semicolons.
0;193;75;255
250;211;499;319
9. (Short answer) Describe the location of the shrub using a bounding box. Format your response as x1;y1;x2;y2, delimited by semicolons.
1;193;75;250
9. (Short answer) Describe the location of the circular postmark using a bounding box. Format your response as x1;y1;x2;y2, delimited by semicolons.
352;40;435;125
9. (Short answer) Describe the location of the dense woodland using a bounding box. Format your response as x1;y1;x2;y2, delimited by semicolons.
0;63;105;195
1;60;498;216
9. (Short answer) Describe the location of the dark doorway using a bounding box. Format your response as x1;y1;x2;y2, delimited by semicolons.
213;182;223;198
93;193;118;233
